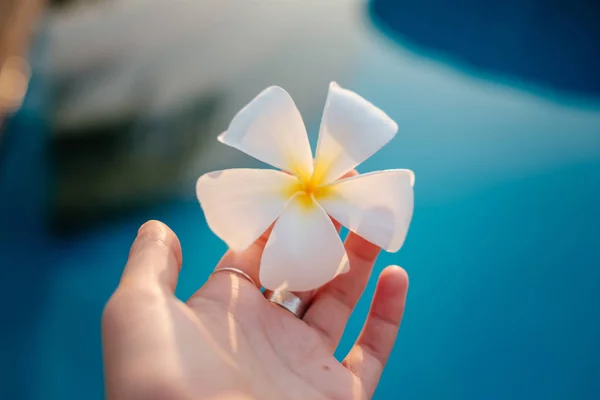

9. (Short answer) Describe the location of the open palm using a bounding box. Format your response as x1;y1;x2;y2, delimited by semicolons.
102;220;408;400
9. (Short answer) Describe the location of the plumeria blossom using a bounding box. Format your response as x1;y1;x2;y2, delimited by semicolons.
196;82;414;292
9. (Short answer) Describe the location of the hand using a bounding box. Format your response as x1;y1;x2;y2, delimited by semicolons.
102;220;409;400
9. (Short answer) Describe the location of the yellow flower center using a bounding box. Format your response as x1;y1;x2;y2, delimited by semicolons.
284;167;335;210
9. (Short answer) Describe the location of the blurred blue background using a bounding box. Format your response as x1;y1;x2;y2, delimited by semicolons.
1;0;600;399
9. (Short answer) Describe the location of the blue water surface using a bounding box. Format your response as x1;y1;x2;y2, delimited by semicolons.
2;1;600;399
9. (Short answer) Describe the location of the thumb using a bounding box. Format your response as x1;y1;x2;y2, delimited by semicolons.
119;220;183;295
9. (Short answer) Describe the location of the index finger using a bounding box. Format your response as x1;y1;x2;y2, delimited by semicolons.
212;223;273;289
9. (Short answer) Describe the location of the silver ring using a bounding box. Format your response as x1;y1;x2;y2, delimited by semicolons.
263;289;309;318
211;267;257;287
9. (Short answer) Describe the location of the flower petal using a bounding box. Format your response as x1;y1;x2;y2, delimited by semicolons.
318;170;415;253
313;82;398;184
260;195;347;291
218;86;314;181
196;169;298;252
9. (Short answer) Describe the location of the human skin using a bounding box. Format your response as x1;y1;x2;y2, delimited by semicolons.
102;218;408;400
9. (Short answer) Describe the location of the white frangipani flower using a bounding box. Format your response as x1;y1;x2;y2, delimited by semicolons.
196;82;414;291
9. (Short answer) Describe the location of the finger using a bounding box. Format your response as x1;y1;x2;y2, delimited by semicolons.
120;220;183;295
210;223;273;289
342;266;408;398
193;222;275;309
302;232;380;351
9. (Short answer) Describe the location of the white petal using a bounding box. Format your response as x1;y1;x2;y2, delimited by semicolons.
218;86;314;181
260;195;347;291
318;170;415;253
313;82;398;184
196;169;298;252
